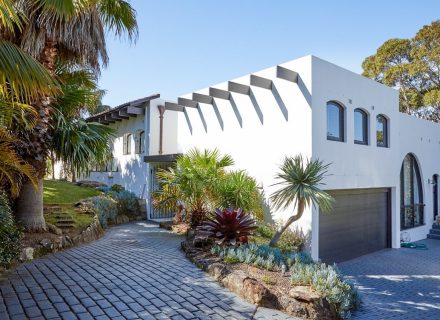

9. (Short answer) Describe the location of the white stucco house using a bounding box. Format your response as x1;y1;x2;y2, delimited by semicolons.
84;55;440;263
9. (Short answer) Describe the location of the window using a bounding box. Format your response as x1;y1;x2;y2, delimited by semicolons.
123;133;132;155
354;109;368;145
327;101;344;141
135;130;145;154
400;154;424;229
433;175;439;219
376;115;388;147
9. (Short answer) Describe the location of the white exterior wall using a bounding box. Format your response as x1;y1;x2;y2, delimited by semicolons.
84;109;149;199
172;56;314;234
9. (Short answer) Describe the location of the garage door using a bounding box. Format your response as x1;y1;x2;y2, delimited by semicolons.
319;188;391;263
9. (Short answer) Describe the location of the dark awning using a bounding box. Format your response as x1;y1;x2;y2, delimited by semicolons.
144;153;182;163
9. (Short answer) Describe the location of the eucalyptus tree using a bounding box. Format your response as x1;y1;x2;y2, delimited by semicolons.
362;20;440;120
269;155;333;247
2;0;138;231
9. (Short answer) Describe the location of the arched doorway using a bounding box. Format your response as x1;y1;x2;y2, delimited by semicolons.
400;154;424;229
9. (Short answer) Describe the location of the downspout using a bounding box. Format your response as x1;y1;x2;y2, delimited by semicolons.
158;105;166;155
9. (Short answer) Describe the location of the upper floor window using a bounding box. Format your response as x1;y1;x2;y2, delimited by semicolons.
376;115;389;147
327;101;344;141
354;108;368;145
135;130;145;154
123;133;132;155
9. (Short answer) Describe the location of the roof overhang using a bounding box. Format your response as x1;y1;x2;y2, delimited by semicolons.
86;94;160;124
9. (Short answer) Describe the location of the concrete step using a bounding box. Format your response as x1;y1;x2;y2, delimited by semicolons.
427;234;440;240
432;223;440;230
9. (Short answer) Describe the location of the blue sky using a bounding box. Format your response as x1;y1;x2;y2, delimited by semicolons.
100;0;440;107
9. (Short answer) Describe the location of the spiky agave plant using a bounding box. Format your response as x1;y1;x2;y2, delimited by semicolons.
197;208;257;245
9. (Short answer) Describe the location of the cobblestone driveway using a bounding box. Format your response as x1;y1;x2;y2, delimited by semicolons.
340;239;440;320
0;222;295;320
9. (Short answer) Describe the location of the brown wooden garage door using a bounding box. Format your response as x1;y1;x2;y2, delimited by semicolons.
319;188;391;263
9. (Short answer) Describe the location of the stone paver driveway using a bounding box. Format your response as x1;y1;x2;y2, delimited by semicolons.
340;239;440;320
0;222;295;320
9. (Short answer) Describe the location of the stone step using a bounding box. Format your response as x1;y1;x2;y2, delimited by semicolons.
429;229;440;236
432;223;440;230
44;206;62;213
427;234;440;240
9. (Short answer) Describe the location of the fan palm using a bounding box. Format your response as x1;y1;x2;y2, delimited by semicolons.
269;155;334;247
4;0;138;231
153;148;234;227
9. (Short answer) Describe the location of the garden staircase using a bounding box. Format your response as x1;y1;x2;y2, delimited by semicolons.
427;223;440;240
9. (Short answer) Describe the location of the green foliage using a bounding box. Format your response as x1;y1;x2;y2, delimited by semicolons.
197;208;257;245
153;148;235;227
290;263;360;319
90;195;118;228
0;192;22;267
43;179;101;204
108;190;139;216
261;275;276;286
362;20;440;120
211;243;312;271
223;255;240;264
216;170;264;220
110;184;124;192
252;223;306;253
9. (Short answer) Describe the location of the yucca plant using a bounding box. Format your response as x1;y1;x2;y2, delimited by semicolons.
269;155;334;246
197;208;257;245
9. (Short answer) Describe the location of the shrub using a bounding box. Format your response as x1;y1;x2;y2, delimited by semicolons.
110;184;124;192
0;192;22;268
108;190;140;216
290;262;360;319
197;208;257;245
96;185;111;193
90;195;118;228
216;171;264;221
252;223;306;252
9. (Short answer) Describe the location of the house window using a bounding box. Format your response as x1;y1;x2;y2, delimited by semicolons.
136;130;145;154
354;108;368;145
376;115;388;147
400;153;424;229
327;101;344;141
123;133;132;155
433;174;439;219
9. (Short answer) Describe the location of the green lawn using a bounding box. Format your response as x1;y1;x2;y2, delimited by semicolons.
43;179;101;204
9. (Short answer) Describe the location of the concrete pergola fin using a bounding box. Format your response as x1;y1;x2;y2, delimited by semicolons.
250;74;288;121
192;93;223;130
164;102;193;134
228;81;263;124
178;98;207;132
209;87;242;127
276;65;298;83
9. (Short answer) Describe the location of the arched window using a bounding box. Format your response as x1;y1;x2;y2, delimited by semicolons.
400;154;424;229
376;115;388;147
327;101;344;141
354;108;368;145
123;133;132;155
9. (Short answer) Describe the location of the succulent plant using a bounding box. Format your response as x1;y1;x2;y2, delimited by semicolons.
197;208;257;245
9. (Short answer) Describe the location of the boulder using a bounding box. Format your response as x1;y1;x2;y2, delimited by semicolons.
207;262;229;281
47;223;63;235
289;286;321;302
20;247;34;261
40;239;53;250
76;180;106;188
115;214;130;225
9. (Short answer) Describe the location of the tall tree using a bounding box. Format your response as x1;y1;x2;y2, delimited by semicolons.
362;20;440;120
3;0;138;231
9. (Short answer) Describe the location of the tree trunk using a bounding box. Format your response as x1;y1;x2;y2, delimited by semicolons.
14;179;46;232
51;152;55;180
14;41;57;231
71;167;76;183
269;201;305;247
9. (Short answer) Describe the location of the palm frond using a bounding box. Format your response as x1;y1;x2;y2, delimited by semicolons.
0;0;23;32
270;155;334;213
98;0;138;41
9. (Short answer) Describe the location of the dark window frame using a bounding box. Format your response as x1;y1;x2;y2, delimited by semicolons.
376;114;389;148
138;130;145;154
400;154;424;230
354;108;368;145
434;174;439;219
326;101;345;142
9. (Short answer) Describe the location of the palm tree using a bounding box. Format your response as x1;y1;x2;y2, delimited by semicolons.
4;0;138;231
269;155;334;247
154;149;234;227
